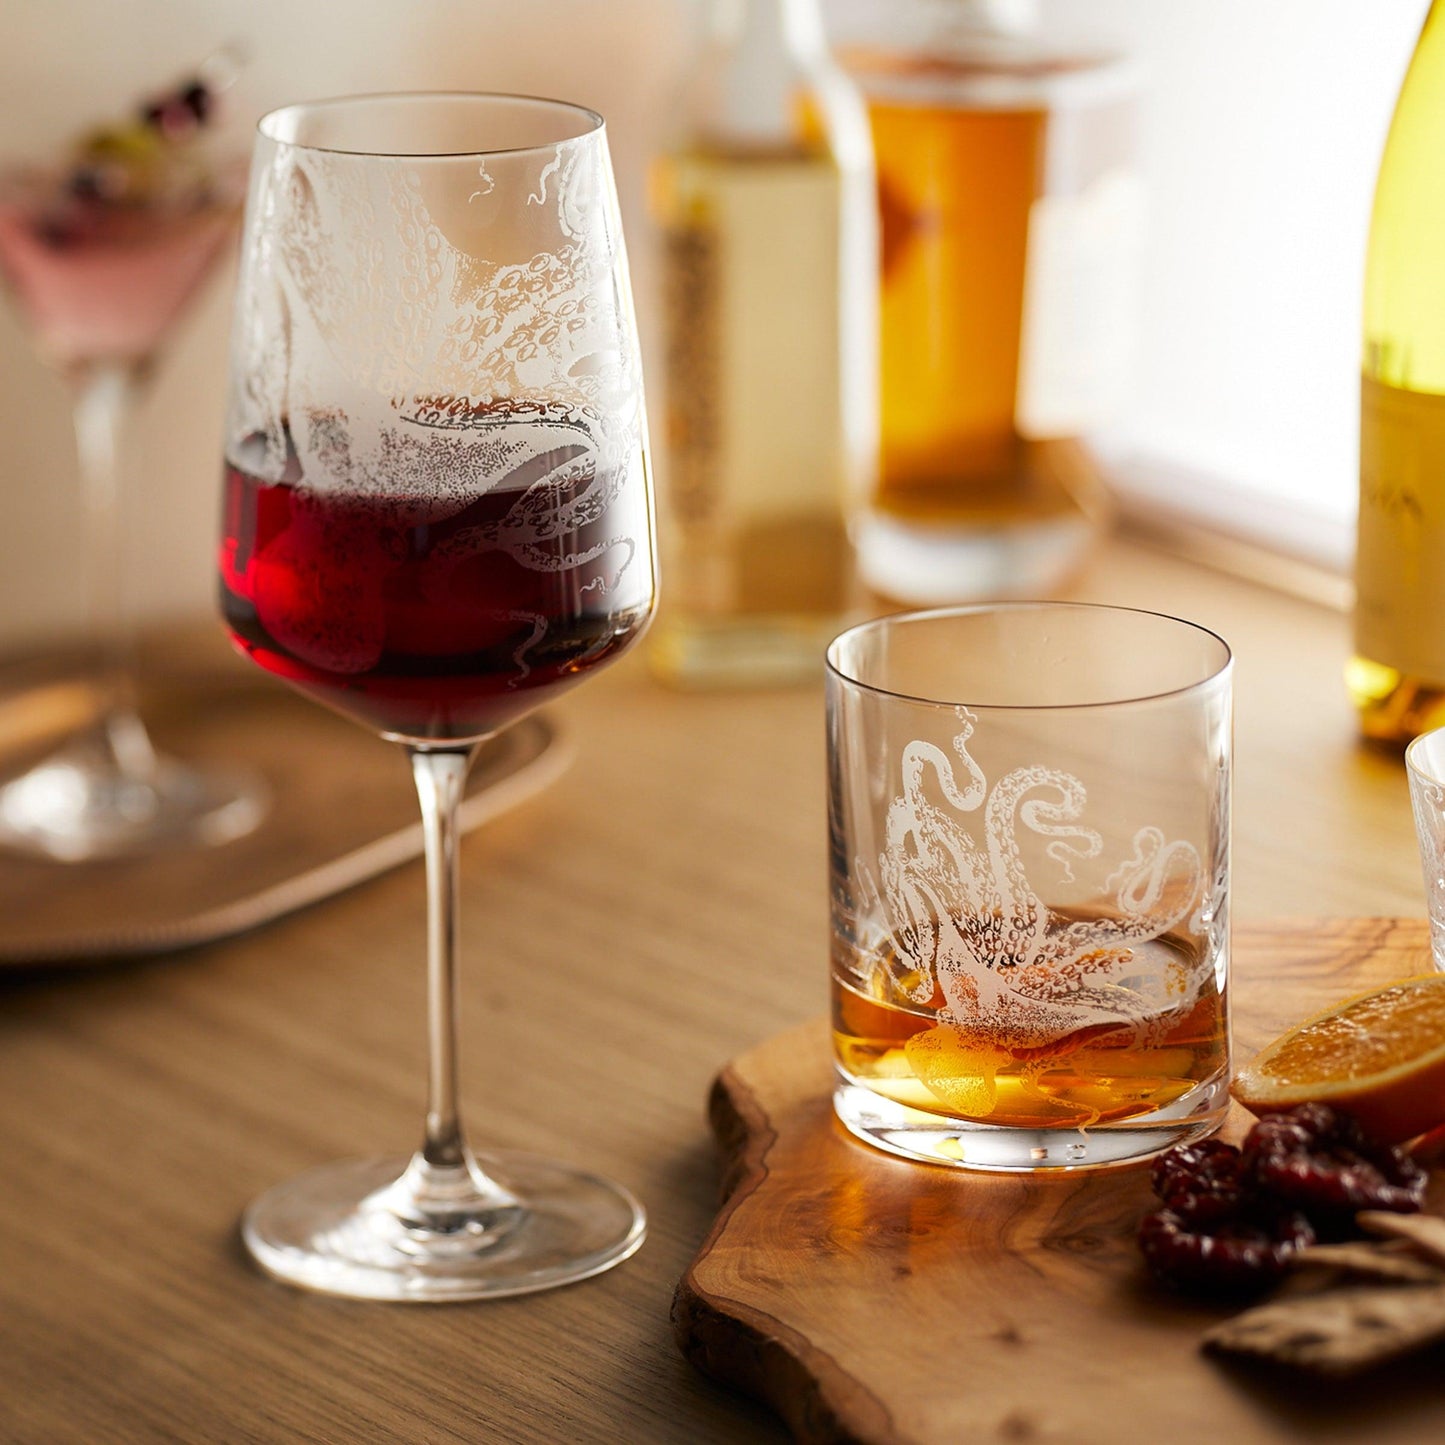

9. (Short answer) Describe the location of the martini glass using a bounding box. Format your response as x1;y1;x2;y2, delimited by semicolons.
220;94;655;1299
0;58;266;860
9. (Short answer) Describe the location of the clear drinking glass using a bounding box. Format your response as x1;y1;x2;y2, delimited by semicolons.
1406;727;1445;972
219;94;656;1299
827;603;1232;1170
0;54;266;860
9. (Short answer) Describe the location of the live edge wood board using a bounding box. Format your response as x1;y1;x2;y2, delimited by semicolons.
674;918;1445;1445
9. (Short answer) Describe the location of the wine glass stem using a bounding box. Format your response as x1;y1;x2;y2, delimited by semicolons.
410;744;479;1170
71;360;154;774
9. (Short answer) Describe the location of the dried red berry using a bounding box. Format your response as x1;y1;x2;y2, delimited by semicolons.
1244;1103;1427;1219
1151;1139;1250;1227
1151;1138;1242;1200
1140;1106;1431;1295
1138;1206;1316;1295
182;82;211;121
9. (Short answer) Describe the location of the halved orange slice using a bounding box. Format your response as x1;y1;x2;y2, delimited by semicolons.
1232;974;1445;1143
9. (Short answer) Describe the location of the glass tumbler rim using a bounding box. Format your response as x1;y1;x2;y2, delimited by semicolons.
255;91;606;161
825;601;1233;712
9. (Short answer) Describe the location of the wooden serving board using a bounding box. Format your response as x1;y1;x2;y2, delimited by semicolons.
674;919;1445;1445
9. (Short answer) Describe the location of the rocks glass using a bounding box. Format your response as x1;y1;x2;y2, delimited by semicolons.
827;603;1232;1169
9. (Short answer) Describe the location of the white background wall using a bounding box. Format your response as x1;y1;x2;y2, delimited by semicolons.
0;0;1431;649
1048;0;1425;533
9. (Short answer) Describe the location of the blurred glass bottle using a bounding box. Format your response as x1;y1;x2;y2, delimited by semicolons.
1349;1;1445;746
843;0;1140;604
649;0;877;687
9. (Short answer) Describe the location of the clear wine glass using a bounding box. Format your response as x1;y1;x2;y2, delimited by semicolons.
0;53;267;860
219;94;656;1299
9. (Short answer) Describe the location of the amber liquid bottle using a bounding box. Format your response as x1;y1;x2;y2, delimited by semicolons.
843;0;1140;604
1349;1;1445;746
650;0;877;686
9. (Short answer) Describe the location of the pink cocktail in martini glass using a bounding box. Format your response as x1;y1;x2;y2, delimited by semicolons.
0;55;265;859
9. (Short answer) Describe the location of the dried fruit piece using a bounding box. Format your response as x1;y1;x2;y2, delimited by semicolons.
1232;974;1445;1143
1151;1138;1242;1201
1141;1135;1308;1292
1151;1139;1249;1226
1139;1106;1431;1294
1244;1104;1427;1220
1139;1206;1315;1295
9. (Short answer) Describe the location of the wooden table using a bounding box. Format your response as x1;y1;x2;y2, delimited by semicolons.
0;538;1427;1444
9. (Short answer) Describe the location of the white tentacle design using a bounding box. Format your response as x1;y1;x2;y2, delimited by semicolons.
868;713;1207;1055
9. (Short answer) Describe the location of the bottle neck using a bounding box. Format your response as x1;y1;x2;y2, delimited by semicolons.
698;0;837;147
940;0;1042;33
711;0;827;63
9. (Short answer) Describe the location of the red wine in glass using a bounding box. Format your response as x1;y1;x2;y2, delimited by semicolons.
219;412;653;743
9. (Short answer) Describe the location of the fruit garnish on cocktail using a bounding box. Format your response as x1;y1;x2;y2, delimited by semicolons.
0;48;265;861
0;49;244;372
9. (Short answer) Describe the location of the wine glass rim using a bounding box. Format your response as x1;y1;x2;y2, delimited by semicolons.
1406;727;1445;786
825;601;1234;711
256;91;606;159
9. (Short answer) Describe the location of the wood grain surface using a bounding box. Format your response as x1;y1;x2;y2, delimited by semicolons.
674;919;1445;1445
0;539;1435;1444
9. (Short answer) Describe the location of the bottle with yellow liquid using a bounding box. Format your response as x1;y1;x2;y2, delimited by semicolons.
1350;1;1445;746
649;0;877;686
842;0;1140;604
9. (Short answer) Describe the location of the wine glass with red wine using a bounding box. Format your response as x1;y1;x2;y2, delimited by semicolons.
219;94;656;1300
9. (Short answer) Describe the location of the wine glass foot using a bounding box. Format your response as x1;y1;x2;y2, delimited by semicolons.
241;1152;646;1302
0;735;268;861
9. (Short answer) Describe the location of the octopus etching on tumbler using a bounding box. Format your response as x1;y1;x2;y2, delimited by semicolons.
850;708;1219;1127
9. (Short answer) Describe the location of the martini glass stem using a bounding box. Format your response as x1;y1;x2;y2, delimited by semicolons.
71;360;155;776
